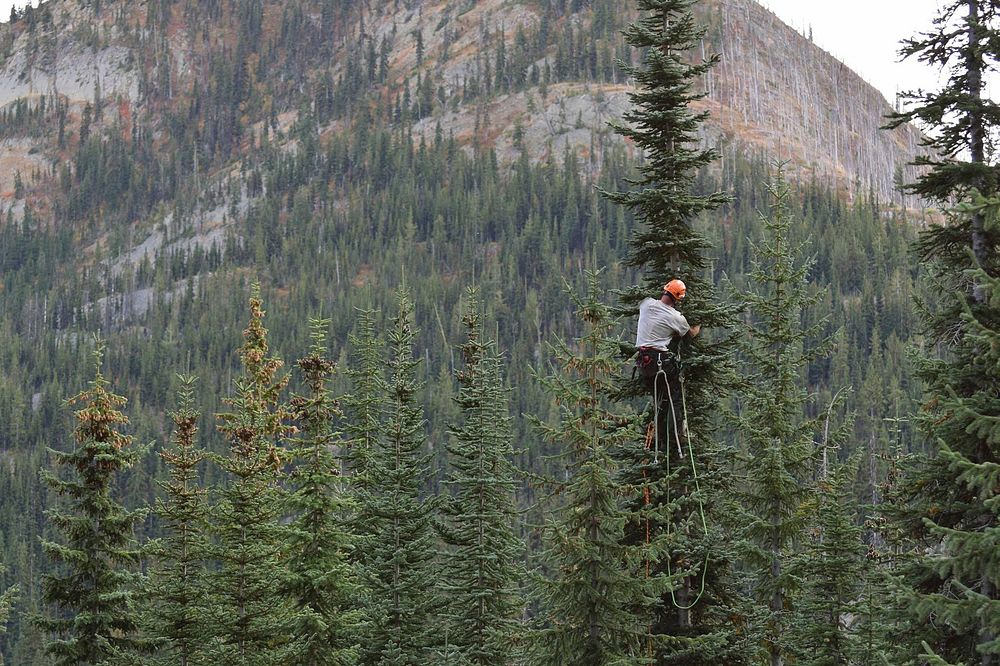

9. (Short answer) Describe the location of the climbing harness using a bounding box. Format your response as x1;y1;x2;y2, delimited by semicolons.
642;349;710;611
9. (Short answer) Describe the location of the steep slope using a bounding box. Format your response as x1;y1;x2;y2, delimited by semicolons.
0;0;922;236
0;5;929;662
700;0;924;200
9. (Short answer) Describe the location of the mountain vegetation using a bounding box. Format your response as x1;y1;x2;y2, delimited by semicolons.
0;0;994;664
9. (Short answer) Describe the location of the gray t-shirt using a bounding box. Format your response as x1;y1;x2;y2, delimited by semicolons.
635;297;690;350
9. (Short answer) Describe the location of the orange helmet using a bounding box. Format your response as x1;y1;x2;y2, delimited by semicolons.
663;279;686;301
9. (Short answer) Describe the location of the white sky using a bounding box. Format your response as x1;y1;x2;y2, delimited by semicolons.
0;0;989;108
759;0;954;106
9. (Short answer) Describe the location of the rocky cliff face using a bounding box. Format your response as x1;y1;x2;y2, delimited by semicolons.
699;0;924;200
0;0;924;229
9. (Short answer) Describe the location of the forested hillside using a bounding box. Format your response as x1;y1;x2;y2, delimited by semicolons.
0;0;949;662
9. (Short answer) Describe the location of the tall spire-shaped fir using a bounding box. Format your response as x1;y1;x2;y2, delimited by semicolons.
900;194;1000;665
284;318;365;666
209;286;300;666
36;342;146;665
361;289;439;666
789;455;867;666
882;2;1000;662
602;0;742;659
736;168;824;666
529;273;648;666
143;375;212;666
438;289;524;665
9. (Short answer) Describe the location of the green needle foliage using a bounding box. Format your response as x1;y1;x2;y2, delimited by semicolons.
790;454;867;666
36;342;146;666
602;0;742;657
882;2;1000;661
344;308;383;487
0;565;18;666
284;317;365;666
342;307;383;653
438;289;524;666
361;289;439;666
884;0;999;276
736;167;827;666
209;286;299;666
896;195;1000;665
529;273;649;666
143;375;212;666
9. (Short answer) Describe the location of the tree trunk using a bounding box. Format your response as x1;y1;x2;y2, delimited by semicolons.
770;547;783;666
983;576;995;666
967;0;989;304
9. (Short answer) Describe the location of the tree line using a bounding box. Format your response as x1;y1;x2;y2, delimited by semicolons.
2;0;999;663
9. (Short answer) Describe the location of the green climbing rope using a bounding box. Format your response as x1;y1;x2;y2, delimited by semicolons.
654;351;709;611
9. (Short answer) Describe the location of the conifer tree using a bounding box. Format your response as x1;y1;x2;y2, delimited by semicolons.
342;307;383;653
602;0;741;658
284;317;364;666
790;455;867;666
361;289;439;666
883;3;1000;662
36;342;146;665
143;375;212;666
529;273;648;666
855;428;909;666
884;0;999;285
0;565;17;666
895;194;1000;665
737;169;825;666
438;289;523;666
344;308;382;488
208;286;299;666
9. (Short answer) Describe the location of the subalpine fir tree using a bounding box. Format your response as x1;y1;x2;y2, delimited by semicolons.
361;289;439;666
882;2;1000;662
790;455;867;666
602;0;741;659
344;308;382;485
0;565;17;666
737;169;825;666
209;286;299;666
529;273;648;666
342;308;383;652
284;317;365;666
896;194;1000;665
36;342;146;665
855;428;909;666
438;289;523;666
884;0;999;279
143;375;212;666
852;559;902;666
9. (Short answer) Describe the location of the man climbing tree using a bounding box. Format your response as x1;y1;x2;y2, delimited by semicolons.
635;279;701;451
603;0;744;662
882;2;1000;663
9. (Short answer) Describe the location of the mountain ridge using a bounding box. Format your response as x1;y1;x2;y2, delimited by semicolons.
0;0;924;224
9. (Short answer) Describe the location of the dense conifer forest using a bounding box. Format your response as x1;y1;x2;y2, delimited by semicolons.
0;0;997;663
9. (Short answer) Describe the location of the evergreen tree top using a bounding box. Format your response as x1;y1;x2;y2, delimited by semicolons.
63;341;133;458
884;0;1000;202
38;340;145;666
